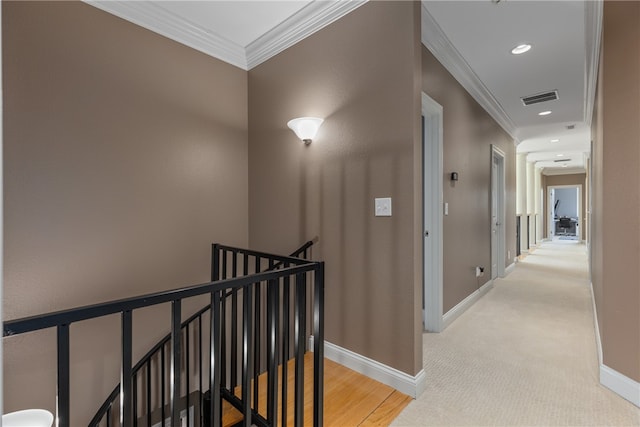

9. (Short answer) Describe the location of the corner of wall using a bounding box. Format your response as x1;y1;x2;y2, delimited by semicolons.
309;336;426;399
591;282;640;408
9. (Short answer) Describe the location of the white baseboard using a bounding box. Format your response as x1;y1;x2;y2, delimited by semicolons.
600;365;640;407
589;282;640;407
505;262;516;276
589;282;603;365
308;336;425;398
442;279;493;330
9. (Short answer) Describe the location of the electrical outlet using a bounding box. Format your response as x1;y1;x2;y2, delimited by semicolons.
475;266;485;278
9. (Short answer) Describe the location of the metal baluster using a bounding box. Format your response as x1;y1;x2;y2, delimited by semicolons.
294;274;306;427
186;324;190;427
161;345;166;427
266;277;279;425
253;256;261;411
211;244;220;282
106;403;112;427
146;359;152;427
221;250;227;389
231;251;238;392
313;264;325;427
242;283;254;425
121;311;133;427
57;324;70;427
281;267;290;426
199;315;203;407
211;244;221;427
171;300;182;427
242;252;250;418
210;290;222;427
133;369;138;427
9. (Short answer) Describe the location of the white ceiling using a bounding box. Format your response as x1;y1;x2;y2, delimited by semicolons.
422;0;600;175
86;0;601;175
157;1;312;48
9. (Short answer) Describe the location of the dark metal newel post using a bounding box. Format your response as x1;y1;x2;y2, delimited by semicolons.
313;264;325;427
212;244;220;282
121;310;133;427
171;300;182;427
57;324;70;427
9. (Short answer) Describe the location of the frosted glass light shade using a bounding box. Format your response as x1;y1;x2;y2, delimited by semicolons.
287;117;323;144
2;409;54;427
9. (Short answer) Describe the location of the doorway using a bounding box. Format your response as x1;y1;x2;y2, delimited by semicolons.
548;185;582;240
422;92;443;332
491;146;506;279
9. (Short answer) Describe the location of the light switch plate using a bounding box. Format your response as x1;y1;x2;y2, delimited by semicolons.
375;197;392;217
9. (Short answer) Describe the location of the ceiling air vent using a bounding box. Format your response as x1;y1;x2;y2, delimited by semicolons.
521;90;559;106
554;158;570;163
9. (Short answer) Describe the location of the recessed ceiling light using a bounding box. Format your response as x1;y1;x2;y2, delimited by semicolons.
551;139;560;142
538;111;552;116
511;44;532;55
557;154;564;157
562;164;568;168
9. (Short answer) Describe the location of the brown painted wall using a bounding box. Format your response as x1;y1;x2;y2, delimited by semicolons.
421;48;517;313
3;1;248;423
248;1;423;376
591;1;640;382
542;173;586;239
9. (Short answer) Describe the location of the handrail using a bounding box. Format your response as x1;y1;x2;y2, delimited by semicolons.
4;264;313;337
86;239;319;427
4;241;322;427
214;243;315;266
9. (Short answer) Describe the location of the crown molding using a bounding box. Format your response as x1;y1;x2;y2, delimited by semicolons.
85;1;367;72
421;2;518;142
246;0;367;70
584;0;603;126
85;1;248;69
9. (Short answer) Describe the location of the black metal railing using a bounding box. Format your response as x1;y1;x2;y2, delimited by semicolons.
3;242;324;427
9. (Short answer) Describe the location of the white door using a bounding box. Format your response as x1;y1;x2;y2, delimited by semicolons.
491;157;499;279
491;146;506;279
422;93;443;332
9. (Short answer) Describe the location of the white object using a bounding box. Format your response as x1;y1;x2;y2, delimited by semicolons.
2;409;54;427
374;198;392;217
286;117;324;144
444;202;448;216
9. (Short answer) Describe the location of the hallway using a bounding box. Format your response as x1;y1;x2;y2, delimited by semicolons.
392;241;640;426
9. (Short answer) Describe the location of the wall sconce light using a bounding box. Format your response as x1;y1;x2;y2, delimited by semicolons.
287;117;324;145
451;172;459;181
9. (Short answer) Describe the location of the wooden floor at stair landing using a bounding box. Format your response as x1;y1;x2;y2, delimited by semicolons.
222;353;412;426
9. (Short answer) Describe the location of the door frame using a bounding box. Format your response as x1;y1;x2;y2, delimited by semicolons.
491;145;506;278
422;92;443;332
547;184;583;239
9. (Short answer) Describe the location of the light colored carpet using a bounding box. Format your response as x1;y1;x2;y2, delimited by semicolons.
392;241;640;426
